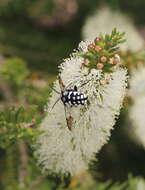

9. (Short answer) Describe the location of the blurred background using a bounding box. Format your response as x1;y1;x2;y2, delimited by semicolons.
1;0;145;189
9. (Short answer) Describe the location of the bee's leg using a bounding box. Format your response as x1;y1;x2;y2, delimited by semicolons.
66;116;74;131
58;75;74;130
64;106;74;131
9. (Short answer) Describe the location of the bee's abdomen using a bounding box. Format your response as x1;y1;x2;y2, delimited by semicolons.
61;90;88;106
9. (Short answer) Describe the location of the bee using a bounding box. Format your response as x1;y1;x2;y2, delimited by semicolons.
50;76;88;130
61;85;88;107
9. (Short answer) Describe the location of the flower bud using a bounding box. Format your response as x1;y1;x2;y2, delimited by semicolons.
94;37;101;43
84;59;90;66
95;45;102;52
100;56;107;62
96;63;104;69
87;43;95;50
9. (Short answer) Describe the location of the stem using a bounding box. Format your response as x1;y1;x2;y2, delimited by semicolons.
3;145;18;190
18;139;29;188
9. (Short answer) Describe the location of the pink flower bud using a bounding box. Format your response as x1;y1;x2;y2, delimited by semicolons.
96;63;104;69
94;37;101;43
87;43;95;51
100;56;107;62
95;45;102;52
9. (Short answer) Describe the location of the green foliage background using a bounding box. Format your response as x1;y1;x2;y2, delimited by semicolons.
0;0;145;189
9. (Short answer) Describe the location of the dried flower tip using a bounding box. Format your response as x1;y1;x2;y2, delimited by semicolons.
100;56;107;62
95;45;102;52
96;62;104;69
21;120;36;129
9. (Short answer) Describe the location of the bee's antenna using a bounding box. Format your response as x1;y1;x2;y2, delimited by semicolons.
76;79;91;89
51;97;61;111
49;85;60;94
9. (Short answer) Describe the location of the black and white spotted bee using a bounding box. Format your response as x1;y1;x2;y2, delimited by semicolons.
61;85;88;107
50;76;88;130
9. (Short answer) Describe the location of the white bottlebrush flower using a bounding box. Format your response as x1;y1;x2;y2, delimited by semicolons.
128;66;145;148
129;66;145;99
35;41;127;176
82;5;144;51
129;97;145;148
